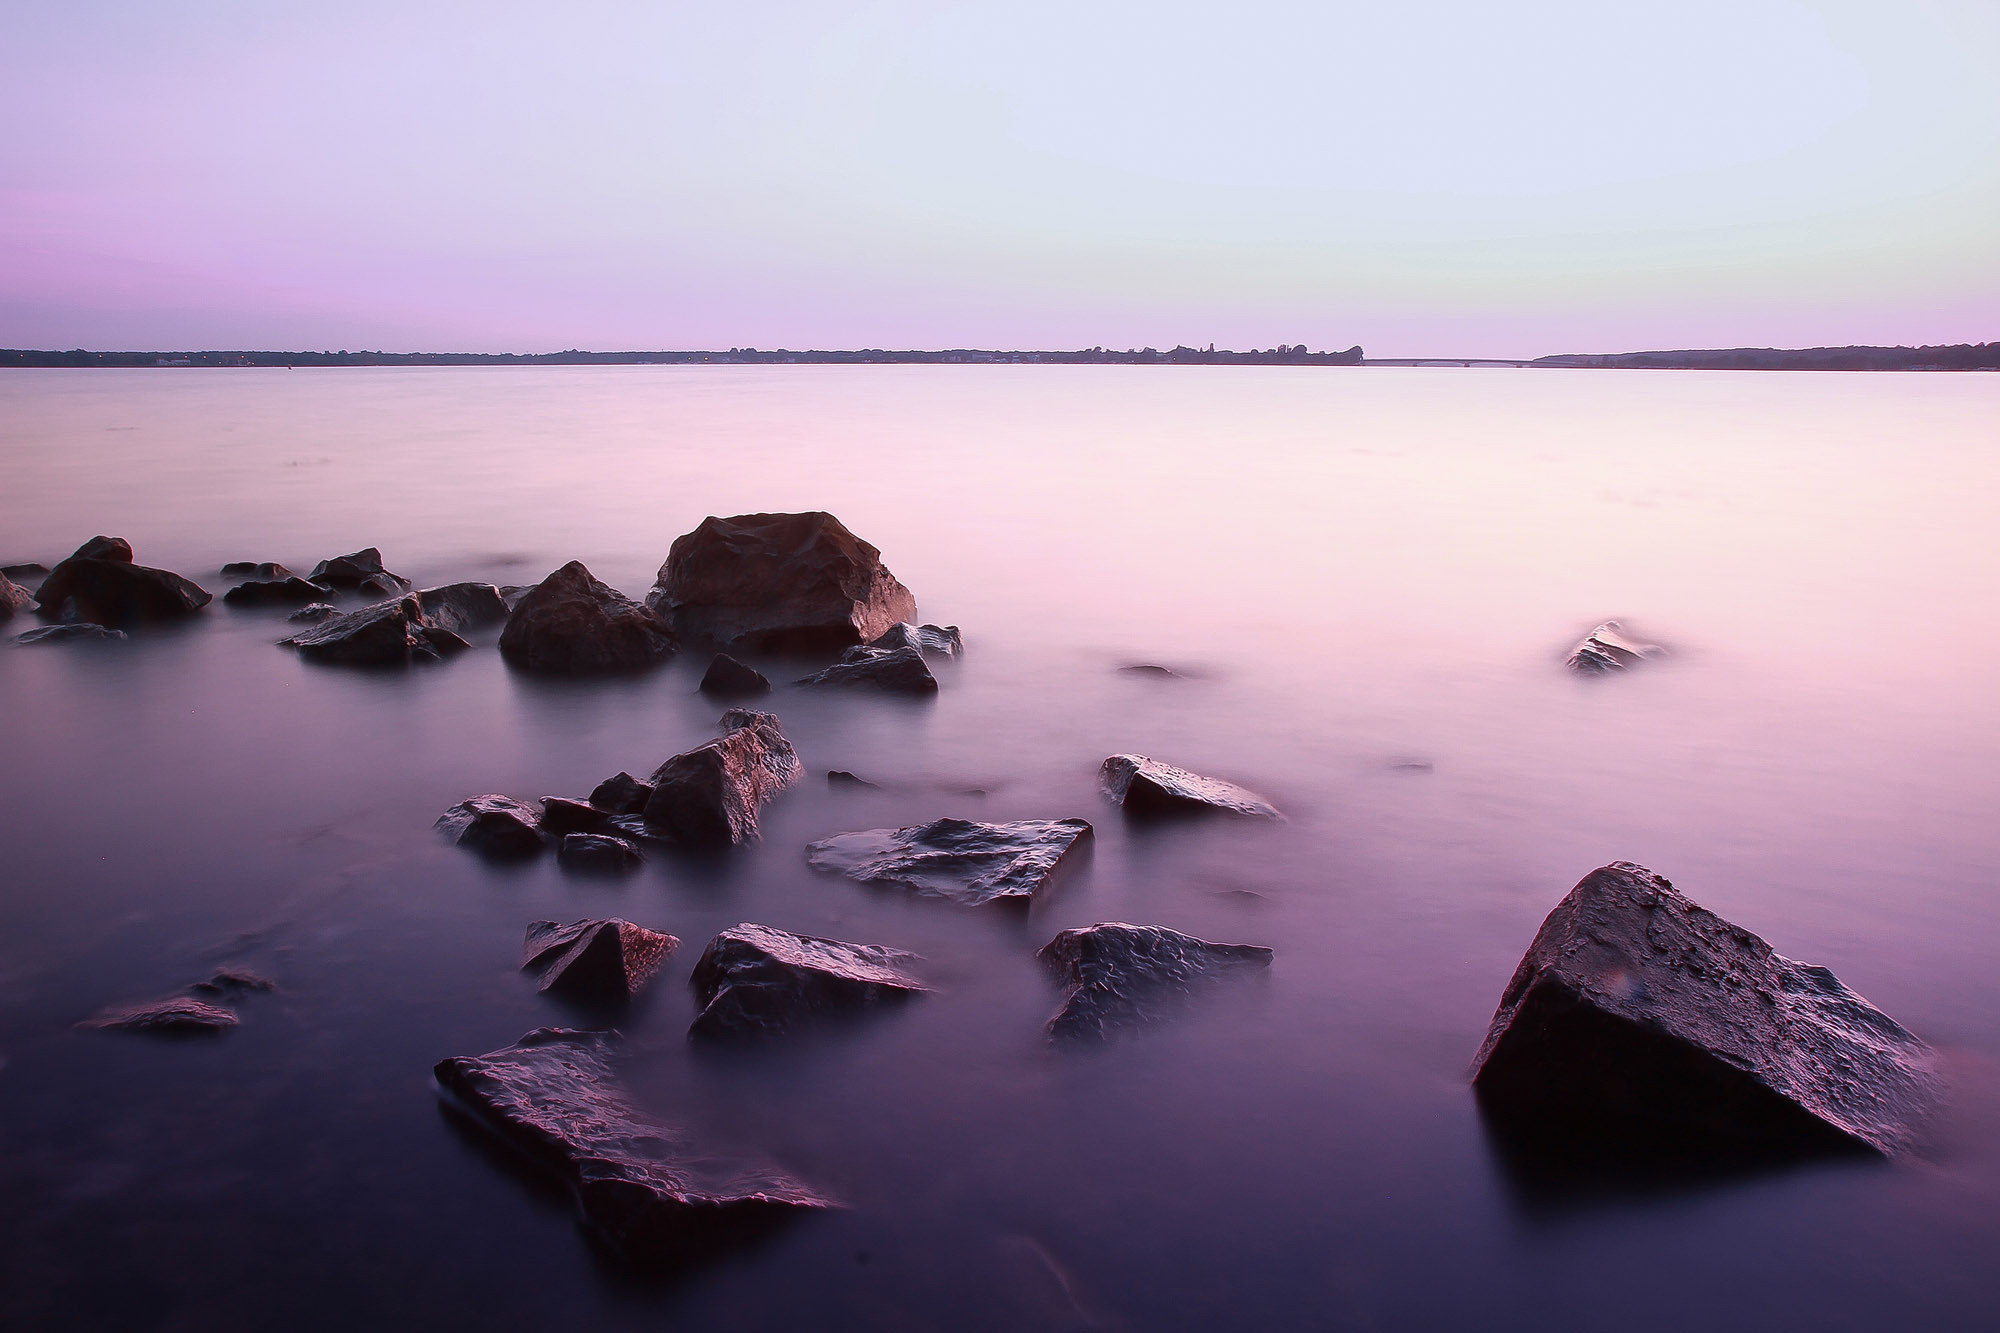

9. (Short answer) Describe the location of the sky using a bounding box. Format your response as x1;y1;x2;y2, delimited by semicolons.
2;0;1996;358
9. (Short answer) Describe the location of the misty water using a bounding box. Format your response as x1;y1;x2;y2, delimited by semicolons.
1;366;1995;1330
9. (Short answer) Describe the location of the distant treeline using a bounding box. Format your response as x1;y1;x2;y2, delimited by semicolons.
1531;344;2000;371
0;344;1366;369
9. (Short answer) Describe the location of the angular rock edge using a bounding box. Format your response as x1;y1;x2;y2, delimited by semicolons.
689;923;928;1040
522;919;678;1003
806;817;1092;907
1099;755;1281;820
1565;621;1665;673
1038;922;1272;1041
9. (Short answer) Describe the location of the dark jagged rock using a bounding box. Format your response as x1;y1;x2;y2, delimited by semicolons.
698;653;771;697
640;710;801;847
807;817;1093;907
17;622;126;644
499;583;535;609
689;923;927;1040
2;562;50;582
355;573;406;597
498;561;675;675
648;511;917;652
1471;862;1939;1160
436;795;548;859
190;968;276;997
869;622;963;657
558;832;644;873
84;996;238;1034
34;536;211;625
1099;755;1281;820
522;919;677;1001
826;770;880;789
590;772;654;815
279;595;468;665
1;573;32;619
1038;923;1273;1040
434;1029;831;1267
539;796;613;836
797;644;937;694
416;581;510;633
221;561;292;579
308;547;411;592
287;602;339;623
1565;621;1666;673
223;575;331;606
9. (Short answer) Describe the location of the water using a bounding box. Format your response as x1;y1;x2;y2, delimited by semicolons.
1;366;1995;1331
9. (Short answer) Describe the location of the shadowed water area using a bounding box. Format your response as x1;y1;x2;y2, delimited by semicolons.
1;366;1996;1330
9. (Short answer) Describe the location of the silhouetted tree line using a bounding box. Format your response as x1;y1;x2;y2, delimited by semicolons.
1530;344;2000;371
0;344;1368;368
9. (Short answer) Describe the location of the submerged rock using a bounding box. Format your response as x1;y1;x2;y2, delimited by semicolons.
523;919;677;1002
434;1029;831;1267
539;796;613;837
698;653;771;697
640;710;802;847
17;622;126;644
1118;663;1187;680
307;547;411;592
498;561;675;674
279;596;468;666
416;581;510;633
826;770;880;789
590;772;655;816
869;622;963;658
288;602;339;623
2;562;50;582
1471;862;1939;1160
190;968;276;997
1099;755;1281;820
221;560;293;579
558;832;644;873
797;644;937;694
690;923;928;1040
223;575;331;606
1565;621;1666;673
0;573;32;619
648;511;917;652
33;536;211;625
436;795;548;859
1038;923;1273;1040
806;817;1093;907
84;996;239;1034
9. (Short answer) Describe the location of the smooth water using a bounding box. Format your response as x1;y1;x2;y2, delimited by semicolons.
1;366;1995;1331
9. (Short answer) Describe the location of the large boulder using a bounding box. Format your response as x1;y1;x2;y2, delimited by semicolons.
1565;621;1665;673
0;573;32;619
1471;862;1939;1160
33;536;211;625
806;817;1093;907
17;622;125;644
698;653;771;697
434;1029;831;1268
797;644;937;694
1099;755;1281;819
522;919;677;1002
307;547;411;593
498;561;675;674
869;622;962;658
689;923;928;1040
416;581;510;633
435;795;548;859
1038;923;1272;1040
640;710;801;847
83;996;238;1034
279;596;468;666
223;576;332;606
647;511;917;651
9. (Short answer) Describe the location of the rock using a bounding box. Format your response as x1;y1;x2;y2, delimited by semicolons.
590;772;654;815
33;536;211;625
797;644;937;694
0;573;32;619
1099;755;1281;819
640;710;802;847
522;919;677;1001
221;561;292;579
84;996;238;1034
499;583;535;610
434;1029;831;1267
1471;862;1940;1160
1117;663;1186;679
826;770;880;789
498;561;675;675
307;547;410;592
557;832;644;873
287;602;340;623
1;562;50;582
869;622;963;657
279;596;468;666
17;623;126;644
189;968;276;997
223;576;331;606
539;796;613;836
1038;923;1273;1040
648;511;917;652
689;924;927;1040
1565;621;1666;673
807;817;1093;907
416;581;509;633
436;795;547;859
698;653;770;697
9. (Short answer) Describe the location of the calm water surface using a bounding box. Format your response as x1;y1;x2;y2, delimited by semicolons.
1;367;1996;1330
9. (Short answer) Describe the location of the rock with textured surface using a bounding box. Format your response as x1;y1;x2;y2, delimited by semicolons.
1471;862;1939;1159
280;596;468;665
436;795;548;859
522;919;677;1001
797;644;937;694
434;1029;831;1267
498;561;674;674
590;772;654;815
416;581;510;633
1099;755;1281;820
558;832;644;873
222;560;292;579
223;575;331;606
698;653;771;696
807;817;1093;907
538;796;613;837
84;996;238;1034
18;622;126;644
1038;923;1272;1040
0;573;32;619
33;536;211;625
648;511;917;652
689;923;927;1040
307;547;410;592
1565;621;1666;673
288;602;339;623
869;622;962;658
640;710;801;847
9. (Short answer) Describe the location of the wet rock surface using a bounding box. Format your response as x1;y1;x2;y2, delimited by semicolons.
797;644;938;694
190;968;276;997
648;511;917;651
869;621;963;657
223;576;331;606
415;581;510;633
689;923;928;1040
698;652;771;696
1565;621;1666;673
279;596;468;666
1471;862;1940;1160
539;796;614;837
0;573;32;618
640;710;802;848
307;547;411;592
590;772;655;816
17;622;126;644
84;996;240;1034
1038;923;1273;1040
498;561;675;674
2;562;50;583
1099;755;1281;819
523;919;677;1002
287;602;339;623
221;561;292;579
558;832;644;873
33;536;212;625
807;817;1093;907
436;795;548;859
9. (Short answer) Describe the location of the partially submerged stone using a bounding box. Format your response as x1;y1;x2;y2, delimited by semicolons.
698;653;771;697
689;923;927;1040
0;573;32;619
84;996;239;1034
434;1029;831;1267
416;581;510;633
589;772;654;815
1099;755;1281;820
807;817;1093;907
869;622;963;658
221;560;292;579
1471;862;1939;1160
1565;621;1666;673
648;511;917;651
279;595;468;666
640;710;802;847
33;536;211;625
797;644;937;694
522;919;677;1002
308;547;411;592
498;561;675;674
190;968;276;997
288;602;339;623
539;796;613;837
436;795;548;859
1038;923;1272;1040
223;575;331;606
17;622;125;644
826;770;880;789
558;832;643;873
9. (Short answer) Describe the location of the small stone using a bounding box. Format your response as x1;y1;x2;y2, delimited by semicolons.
1039;923;1272;1040
826;770;880;789
1565;621;1666;673
689;923;927;1040
223;576;332;606
557;832;643;873
589;772;655;815
1099;755;1281;819
797;645;937;694
436;795;547;859
85;996;238;1034
18;622;126;644
522;919;677;1001
698;653;771;696
287;602;339;623
308;547;410;592
868;622;963;657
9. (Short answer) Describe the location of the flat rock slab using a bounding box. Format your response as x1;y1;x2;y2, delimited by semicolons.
437;795;548;859
641;710;802;847
280;596;469;666
557;832;643;873
223;576;331;606
807;817;1093;907
869;622;963;657
797;644;937;694
34;536;211;625
1565;621;1666;673
84;996;239;1034
18;623;126;644
434;1029;831;1268
1471;862;1939;1160
523;919;677;1002
698;653;771;696
499;560;675;674
689;923;927;1040
1038;923;1272;1040
1099;755;1281;819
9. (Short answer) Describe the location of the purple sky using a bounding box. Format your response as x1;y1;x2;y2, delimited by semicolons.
3;1;1995;357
